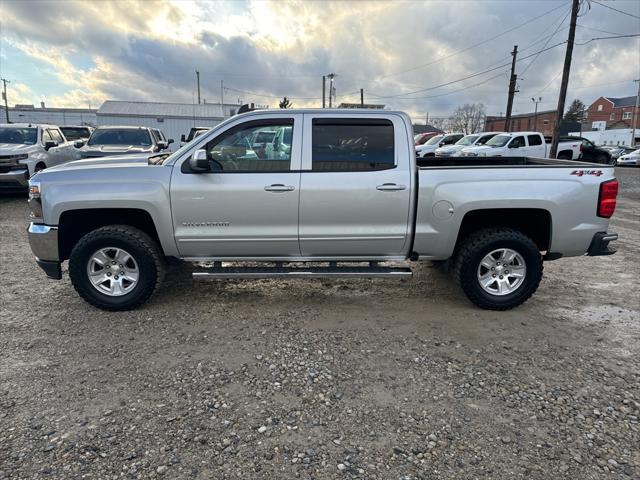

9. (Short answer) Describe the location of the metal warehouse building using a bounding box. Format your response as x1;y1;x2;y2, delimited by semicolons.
7;103;97;126
96;101;242;151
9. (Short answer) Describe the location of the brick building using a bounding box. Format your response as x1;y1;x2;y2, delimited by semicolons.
485;110;559;136
583;96;639;130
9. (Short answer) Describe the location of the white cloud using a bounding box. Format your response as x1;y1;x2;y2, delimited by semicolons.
2;0;638;117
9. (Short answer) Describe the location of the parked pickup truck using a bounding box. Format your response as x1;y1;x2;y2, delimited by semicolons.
77;126;173;158
460;132;581;159
27;109;619;311
0;123;77;192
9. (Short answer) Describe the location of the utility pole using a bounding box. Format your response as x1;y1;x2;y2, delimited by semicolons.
630;79;640;148
195;70;201;104
220;80;224;106
322;76;326;108
550;0;580;158
360;88;364;107
1;78;9;123
327;73;336;108
426;112;429;125
504;45;518;132
531;97;541;130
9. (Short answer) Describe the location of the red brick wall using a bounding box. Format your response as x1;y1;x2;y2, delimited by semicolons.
485;111;557;135
584;96;639;129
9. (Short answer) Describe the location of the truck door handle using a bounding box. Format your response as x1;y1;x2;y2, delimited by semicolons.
376;183;406;191
264;184;295;192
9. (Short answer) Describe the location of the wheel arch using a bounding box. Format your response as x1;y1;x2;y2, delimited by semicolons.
454;208;552;254
58;208;163;261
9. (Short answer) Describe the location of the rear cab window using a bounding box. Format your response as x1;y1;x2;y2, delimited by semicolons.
310;118;395;171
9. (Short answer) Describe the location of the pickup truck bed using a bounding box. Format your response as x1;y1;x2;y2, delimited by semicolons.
26;109;618;312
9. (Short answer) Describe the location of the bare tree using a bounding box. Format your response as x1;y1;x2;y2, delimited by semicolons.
449;103;486;134
429;117;451;132
279;97;293;109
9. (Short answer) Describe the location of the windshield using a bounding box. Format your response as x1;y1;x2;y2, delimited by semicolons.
425;135;444;146
88;128;151;146
485;134;511;147
60;127;90;141
0;127;38;145
456;135;479;146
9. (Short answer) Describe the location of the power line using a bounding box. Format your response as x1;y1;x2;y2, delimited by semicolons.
371;1;571;81
367;71;509;101
370;41;567;99
520;7;571;76
576;24;629;36
575;33;640;45
591;0;640;20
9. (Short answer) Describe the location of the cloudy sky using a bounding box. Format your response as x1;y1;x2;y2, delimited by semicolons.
0;0;638;119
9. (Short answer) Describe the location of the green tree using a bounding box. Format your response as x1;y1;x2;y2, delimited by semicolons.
279;97;292;109
564;99;585;122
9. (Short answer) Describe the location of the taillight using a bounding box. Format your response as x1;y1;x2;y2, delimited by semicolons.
579;143;584;152
598;179;618;218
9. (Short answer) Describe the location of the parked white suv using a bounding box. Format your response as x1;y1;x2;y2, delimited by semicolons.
0;124;77;192
460;132;581;159
435;132;501;157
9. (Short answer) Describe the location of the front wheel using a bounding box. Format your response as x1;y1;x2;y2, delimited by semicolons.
453;228;543;310
69;225;165;311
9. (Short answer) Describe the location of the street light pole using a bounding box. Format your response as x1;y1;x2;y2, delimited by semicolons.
532;97;541;131
631;79;640;148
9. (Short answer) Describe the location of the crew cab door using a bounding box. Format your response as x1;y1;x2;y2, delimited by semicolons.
506;135;527;156
526;134;546;158
298;114;413;257
170;115;302;258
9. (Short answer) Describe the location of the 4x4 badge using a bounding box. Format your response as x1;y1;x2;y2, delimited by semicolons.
571;170;603;177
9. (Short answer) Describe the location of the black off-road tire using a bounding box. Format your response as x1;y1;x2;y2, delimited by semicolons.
69;225;164;311
453;228;543;310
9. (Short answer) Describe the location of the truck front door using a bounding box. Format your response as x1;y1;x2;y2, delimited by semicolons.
170;115;302;258
298;115;413;257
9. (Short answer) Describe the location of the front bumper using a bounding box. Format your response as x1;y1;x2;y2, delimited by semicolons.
0;168;29;191
587;232;618;256
28;223;62;279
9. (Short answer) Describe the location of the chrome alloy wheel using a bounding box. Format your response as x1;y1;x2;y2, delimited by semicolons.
86;247;139;296
476;248;527;296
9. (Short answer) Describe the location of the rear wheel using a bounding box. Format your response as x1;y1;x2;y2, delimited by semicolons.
453;228;543;310
69;225;164;311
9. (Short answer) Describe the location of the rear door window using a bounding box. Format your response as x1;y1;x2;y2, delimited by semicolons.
527;135;542;146
311;119;394;171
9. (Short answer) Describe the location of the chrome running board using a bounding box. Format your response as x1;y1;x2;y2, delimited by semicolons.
193;265;412;280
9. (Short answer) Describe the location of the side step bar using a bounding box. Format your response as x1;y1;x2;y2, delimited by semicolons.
193;265;413;280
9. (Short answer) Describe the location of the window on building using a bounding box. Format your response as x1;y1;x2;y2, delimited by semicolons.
543;120;549;125
597;105;603;112
610;113;615;121
311;119;395;171
623;112;632;120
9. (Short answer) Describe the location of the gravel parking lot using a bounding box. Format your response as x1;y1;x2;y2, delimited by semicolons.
1;168;638;480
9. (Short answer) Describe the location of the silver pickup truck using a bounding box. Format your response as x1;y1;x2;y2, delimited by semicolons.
27;109;619;311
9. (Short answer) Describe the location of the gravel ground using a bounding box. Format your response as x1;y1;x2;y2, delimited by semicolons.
1;168;639;480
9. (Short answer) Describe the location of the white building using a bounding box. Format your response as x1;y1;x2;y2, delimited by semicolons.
5;103;97;126
569;128;638;147
96;101;243;151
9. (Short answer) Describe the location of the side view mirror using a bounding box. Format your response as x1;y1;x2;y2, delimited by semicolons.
167;138;174;145
189;149;210;172
74;140;85;148
439;142;445;147
508;142;518;149
157;141;168;150
180;134;186;142
44;140;58;151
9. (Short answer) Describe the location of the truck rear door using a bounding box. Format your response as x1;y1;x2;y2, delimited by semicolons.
298;114;413;257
